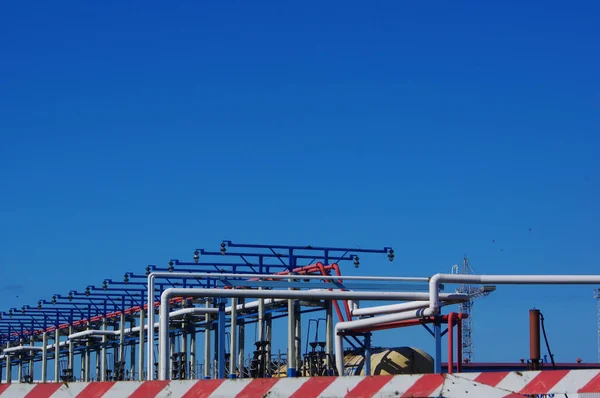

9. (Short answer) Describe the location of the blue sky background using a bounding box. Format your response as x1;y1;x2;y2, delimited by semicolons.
1;0;599;364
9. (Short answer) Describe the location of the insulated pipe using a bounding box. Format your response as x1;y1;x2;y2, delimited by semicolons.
146;271;427;380
2;345;44;354
334;308;436;376
428;274;600;313
158;288;446;380
352;301;430;317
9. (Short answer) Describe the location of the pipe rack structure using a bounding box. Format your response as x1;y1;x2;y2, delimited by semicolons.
0;241;400;383
1;240;599;386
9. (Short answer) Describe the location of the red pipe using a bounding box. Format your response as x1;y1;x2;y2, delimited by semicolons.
457;313;463;372
331;263;352;321
15;263;346;338
317;262;345;322
448;312;455;374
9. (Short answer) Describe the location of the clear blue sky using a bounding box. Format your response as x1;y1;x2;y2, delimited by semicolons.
1;1;599;363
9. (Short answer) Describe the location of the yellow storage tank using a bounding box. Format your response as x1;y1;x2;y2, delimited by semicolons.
274;347;433;377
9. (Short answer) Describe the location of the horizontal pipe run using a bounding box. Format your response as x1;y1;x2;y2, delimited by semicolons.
335;308;435;375
147;270;439;379
158;288;455;380
352;301;430;317
428;274;600;312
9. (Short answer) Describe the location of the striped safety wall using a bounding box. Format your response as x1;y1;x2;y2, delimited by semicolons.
1;370;600;397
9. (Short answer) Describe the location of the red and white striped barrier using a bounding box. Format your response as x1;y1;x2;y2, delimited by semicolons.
1;370;600;397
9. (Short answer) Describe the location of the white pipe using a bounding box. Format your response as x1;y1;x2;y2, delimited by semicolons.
351;296;468;317
352;301;430;317
146;270;430;379
157;287;464;380
429;274;600;313
334;273;600;376
334;308;435;375
3;345;44;354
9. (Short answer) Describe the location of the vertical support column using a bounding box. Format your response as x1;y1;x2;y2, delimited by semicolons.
295;304;302;371
265;314;272;374
29;336;35;381
119;314;126;365
100;318;107;382
169;333;175;379
181;320;188;380
190;325;196;379
229;298;238;379
325;300;333;375
85;326;92;382
130;322;136;381
258;295;265;344
364;333;372;376
80;349;85;381
434;316;442;374
5;340;11;383
54;329;60;383
204;300;211;379
95;348;101;381
68;326;74;373
238;317;245;378
217;299;226;379
41;332;48;383
287;298;297;377
138;306;145;381
17;339;23;383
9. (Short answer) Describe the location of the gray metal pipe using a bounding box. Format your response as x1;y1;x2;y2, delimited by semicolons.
146;271;428;380
158;287;458;380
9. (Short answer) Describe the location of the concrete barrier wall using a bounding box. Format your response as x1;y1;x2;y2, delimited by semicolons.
0;369;599;397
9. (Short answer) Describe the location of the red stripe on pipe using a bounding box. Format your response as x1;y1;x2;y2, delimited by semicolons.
518;370;569;394
474;371;510;387
579;371;600;393
182;379;226;398
129;380;170;398
400;374;444;397
76;382;116;397
23;383;62;398
346;375;393;397
0;385;11;395
235;378;279;398
289;376;337;398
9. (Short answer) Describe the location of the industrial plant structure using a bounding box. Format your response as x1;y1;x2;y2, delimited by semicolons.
0;240;599;393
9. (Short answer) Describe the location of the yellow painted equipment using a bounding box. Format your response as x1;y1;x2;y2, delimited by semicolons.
274;346;433;377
